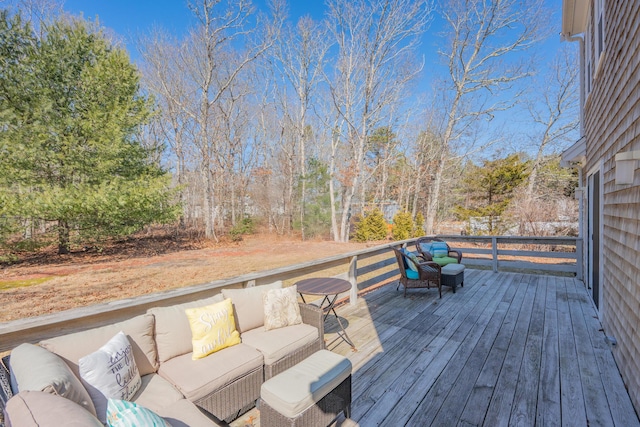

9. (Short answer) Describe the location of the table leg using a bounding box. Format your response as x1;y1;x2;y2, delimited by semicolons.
299;291;356;350
323;294;356;350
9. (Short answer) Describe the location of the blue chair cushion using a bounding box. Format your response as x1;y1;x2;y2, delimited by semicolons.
406;269;419;280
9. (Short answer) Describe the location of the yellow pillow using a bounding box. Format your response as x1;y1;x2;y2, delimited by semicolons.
185;299;241;360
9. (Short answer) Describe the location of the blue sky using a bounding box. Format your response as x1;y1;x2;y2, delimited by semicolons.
63;0;566;80
61;0;573;157
64;0;326;48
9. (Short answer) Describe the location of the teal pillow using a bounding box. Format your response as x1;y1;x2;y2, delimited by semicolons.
407;252;422;271
401;248;420;272
107;399;169;427
431;241;449;258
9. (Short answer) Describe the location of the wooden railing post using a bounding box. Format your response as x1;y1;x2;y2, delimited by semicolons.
576;238;584;281
492;236;498;273
348;255;358;306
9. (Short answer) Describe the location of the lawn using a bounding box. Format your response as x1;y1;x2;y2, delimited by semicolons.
0;234;371;322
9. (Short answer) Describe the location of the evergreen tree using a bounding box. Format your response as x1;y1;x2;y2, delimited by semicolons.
455;154;529;234
392;211;413;240
353;209;388;242
0;12;179;253
294;158;332;238
413;212;425;237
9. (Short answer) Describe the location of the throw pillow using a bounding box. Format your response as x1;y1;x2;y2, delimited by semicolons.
221;281;283;333
400;248;419;272
185;298;241;360
419;242;432;255
263;285;302;331
79;331;142;423
431;241;449;258
9;343;97;416
149;293;225;363
406;252;422;272
106;398;169;427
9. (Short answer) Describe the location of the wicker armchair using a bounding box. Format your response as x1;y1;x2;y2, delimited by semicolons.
392;247;442;298
415;237;462;266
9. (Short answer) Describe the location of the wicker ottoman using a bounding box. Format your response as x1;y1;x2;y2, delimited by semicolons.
259;349;352;427
441;263;465;293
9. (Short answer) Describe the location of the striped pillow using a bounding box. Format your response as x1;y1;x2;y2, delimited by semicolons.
431;241;449;258
401;248;420;272
107;399;169;427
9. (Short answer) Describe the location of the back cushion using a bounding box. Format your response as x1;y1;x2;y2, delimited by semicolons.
419;242;432;254
40;314;157;377
5;391;103;427
221;281;282;333
10;343;97;416
148;294;224;363
431;241;449;258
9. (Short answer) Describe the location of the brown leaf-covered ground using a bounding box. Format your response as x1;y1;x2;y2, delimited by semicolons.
0;232;371;322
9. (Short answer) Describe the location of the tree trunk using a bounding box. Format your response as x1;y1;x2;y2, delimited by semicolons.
57;220;70;255
425;155;445;235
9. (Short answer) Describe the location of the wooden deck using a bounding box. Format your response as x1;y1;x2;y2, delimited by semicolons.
319;269;639;426
230;269;639;426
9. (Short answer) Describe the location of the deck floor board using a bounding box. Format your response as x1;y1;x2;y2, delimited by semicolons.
330;270;639;426
231;270;639;427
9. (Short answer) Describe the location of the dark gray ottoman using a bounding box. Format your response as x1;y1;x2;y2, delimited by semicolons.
441;263;465;293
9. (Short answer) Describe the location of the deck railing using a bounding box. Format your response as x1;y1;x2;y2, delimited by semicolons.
436;235;583;279
0;235;582;352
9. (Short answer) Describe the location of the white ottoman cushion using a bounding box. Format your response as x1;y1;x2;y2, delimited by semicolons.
260;350;351;418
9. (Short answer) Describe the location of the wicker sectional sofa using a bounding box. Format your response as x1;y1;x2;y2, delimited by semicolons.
0;283;325;426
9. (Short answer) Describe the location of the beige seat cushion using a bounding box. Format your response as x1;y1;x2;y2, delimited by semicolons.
148;294;225;363
40;314;158;377
260;350;351;419
221;281;282;333
9;343;96;416
157;399;224;427
130;373;184;413
5;391;102;427
241;323;319;365
158;343;263;402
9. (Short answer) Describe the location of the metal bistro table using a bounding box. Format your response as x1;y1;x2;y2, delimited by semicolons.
295;277;356;351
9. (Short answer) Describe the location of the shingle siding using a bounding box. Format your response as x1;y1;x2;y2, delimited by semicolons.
583;0;640;413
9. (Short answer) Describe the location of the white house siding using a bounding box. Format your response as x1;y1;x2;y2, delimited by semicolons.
582;0;640;412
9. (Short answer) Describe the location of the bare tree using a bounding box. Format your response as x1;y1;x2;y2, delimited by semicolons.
524;45;579;202
423;0;549;234
140;0;284;240
325;0;433;242
4;0;62;35
271;16;329;239
139;29;195;227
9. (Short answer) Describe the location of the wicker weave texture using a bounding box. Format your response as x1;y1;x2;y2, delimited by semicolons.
299;303;324;337
264;338;324;380
393;247;442;298
259;375;351;427
194;366;263;422
0;356;13;427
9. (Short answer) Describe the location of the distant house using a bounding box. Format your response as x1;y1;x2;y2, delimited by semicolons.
561;0;640;413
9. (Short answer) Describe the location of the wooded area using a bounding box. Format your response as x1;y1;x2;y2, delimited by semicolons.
0;0;580;254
